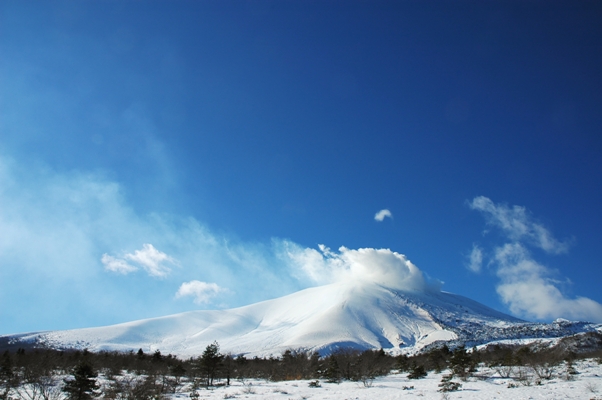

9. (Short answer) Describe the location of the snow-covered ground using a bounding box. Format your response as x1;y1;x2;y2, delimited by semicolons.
161;359;602;400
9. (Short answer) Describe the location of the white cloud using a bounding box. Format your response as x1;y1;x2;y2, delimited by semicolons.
493;243;548;279
176;280;224;304
497;280;602;323
101;244;176;278
374;209;393;222
466;244;483;273
124;243;175;278
101;254;137;274
0;154;305;333
283;243;436;292
493;243;602;322
284;244;331;285
469;197;602;323
469;196;570;254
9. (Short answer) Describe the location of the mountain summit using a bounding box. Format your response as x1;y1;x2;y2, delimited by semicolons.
7;279;598;357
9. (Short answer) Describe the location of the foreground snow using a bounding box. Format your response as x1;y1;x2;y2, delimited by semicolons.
162;359;602;400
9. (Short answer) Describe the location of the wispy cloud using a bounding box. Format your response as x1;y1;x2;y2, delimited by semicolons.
101;254;137;274
175;280;224;304
466;244;483;273
469;196;602;323
0;154;300;332
494;243;602;321
126;243;175;278
282;242;439;292
374;209;393;222
102;244;176;278
469;196;570;254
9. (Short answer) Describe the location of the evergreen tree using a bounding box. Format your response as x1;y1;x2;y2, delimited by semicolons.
0;351;15;400
170;362;187;387
323;356;341;383
62;362;100;400
198;341;224;387
449;345;473;380
428;345;450;373
407;364;427;379
396;354;410;372
438;373;462;392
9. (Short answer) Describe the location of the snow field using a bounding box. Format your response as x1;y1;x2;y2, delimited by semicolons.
152;359;602;400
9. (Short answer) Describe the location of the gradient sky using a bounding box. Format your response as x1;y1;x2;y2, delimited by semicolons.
1;1;602;335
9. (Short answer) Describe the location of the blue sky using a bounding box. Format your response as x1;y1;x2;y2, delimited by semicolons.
1;1;602;334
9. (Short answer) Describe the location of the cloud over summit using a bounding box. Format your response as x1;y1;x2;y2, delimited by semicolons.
283;243;435;292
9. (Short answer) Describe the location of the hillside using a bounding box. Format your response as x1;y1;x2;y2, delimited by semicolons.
5;280;600;357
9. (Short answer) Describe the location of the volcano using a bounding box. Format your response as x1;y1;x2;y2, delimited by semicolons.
5;280;599;357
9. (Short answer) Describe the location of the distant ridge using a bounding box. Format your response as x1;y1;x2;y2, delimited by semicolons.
3;281;601;357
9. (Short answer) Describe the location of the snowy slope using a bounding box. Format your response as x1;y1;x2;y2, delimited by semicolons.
4;280;601;357
6;280;569;357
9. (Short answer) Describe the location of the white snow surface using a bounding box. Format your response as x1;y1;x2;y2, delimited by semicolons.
10;281;533;357
98;359;602;400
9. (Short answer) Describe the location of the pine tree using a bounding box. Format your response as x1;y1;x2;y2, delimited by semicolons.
438;373;462;392
449;345;472;380
396;354;410;372
428;345;450;373
324;356;341;383
198;341;224;387
62;362;100;400
407;364;427;379
0;351;15;400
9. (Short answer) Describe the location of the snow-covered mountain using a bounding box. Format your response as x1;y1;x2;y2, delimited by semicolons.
4;281;600;357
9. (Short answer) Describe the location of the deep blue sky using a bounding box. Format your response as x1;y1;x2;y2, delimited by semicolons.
1;1;602;334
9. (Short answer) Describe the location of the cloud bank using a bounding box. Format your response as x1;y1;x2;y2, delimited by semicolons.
374;209;393;222
282;243;437;292
469;196;602;323
0;154;301;332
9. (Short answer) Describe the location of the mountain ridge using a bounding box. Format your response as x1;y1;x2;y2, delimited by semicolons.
3;281;600;357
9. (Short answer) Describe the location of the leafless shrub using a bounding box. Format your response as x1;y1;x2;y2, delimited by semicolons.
361;376;374;387
515;367;533;386
586;382;598;393
12;372;64;400
493;364;515;379
240;383;255;394
530;362;555;380
562;359;578;381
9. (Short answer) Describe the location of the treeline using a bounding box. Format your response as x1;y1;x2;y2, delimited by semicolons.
0;344;396;398
1;333;601;399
